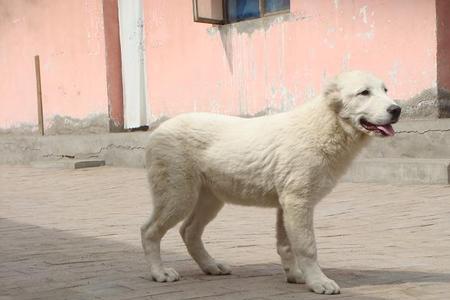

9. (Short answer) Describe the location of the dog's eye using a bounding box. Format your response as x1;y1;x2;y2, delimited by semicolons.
384;87;388;93
358;90;370;96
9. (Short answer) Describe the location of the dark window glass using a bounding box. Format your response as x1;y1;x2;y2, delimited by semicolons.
265;0;290;13
227;0;260;22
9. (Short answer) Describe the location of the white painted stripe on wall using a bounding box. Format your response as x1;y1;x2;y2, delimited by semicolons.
118;0;148;129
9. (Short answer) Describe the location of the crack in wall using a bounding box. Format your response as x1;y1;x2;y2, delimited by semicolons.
87;144;146;155
396;129;450;135
36;144;146;160
42;154;75;159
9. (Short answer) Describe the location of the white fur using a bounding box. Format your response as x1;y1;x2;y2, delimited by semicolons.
141;71;399;294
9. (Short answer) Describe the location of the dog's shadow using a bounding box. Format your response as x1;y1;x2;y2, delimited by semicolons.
323;267;450;288
3;217;449;299
209;263;450;288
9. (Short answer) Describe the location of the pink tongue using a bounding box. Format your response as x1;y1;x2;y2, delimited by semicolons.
376;124;395;136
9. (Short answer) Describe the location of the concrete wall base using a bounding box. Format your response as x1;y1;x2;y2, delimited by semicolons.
0;132;150;168
1;119;449;184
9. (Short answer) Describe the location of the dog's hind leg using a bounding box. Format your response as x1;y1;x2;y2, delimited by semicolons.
276;208;305;284
141;163;200;282
180;188;231;275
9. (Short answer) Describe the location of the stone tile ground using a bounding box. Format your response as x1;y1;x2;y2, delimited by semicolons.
1;166;449;300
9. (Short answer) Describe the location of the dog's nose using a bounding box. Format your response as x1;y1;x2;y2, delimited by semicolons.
387;105;401;121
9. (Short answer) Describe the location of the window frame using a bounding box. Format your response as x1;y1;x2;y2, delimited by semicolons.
260;0;290;17
193;0;228;25
193;0;290;25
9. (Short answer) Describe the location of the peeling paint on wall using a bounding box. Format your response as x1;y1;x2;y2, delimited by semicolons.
0;114;109;135
359;5;368;24
334;0;340;10
400;87;450;119
389;62;400;85
83;0;103;56
46;114;109;135
342;53;351;71
206;26;219;36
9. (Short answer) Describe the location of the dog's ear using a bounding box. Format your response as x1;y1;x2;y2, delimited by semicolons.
323;80;342;112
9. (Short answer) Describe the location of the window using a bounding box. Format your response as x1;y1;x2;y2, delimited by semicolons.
193;0;290;25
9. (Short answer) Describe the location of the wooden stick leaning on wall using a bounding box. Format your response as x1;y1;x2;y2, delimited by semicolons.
35;55;44;136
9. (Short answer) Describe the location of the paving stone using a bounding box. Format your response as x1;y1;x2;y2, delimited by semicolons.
0;166;449;299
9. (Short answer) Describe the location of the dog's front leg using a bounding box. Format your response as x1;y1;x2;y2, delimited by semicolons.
276;208;305;283
280;195;340;295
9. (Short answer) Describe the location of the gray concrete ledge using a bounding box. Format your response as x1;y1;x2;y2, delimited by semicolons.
343;158;450;185
0;132;150;168
1;119;449;184
359;118;450;159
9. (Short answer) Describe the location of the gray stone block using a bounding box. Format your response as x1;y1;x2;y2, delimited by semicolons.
31;159;105;169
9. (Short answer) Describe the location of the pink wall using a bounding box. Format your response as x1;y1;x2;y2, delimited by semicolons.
0;0;109;131
0;0;442;132
143;0;437;118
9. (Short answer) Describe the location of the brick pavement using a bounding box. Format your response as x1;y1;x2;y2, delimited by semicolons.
1;166;449;300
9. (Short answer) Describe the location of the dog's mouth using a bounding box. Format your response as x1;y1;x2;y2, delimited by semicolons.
360;118;395;137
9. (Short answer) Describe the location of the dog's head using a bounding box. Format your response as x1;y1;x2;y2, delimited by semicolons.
324;70;401;137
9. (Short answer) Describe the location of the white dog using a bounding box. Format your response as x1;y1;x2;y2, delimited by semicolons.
141;71;401;294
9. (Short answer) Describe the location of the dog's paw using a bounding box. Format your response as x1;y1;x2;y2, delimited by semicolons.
307;277;340;295
202;261;232;275
151;267;180;282
285;268;305;284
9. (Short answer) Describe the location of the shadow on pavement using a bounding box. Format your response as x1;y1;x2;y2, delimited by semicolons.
1;218;448;300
